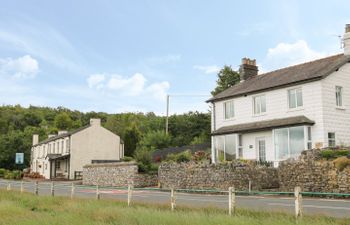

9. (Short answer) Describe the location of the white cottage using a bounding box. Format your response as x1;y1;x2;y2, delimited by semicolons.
207;25;350;166
30;118;124;179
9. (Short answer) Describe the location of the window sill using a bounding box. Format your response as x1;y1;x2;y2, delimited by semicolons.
224;118;235;122
335;106;346;110
287;107;304;112
252;113;267;117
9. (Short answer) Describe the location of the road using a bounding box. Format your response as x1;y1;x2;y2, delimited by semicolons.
0;179;349;218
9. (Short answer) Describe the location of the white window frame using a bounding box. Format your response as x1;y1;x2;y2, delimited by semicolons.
287;88;303;109
223;100;235;120
328;132;336;147
336;86;343;107
253;95;266;115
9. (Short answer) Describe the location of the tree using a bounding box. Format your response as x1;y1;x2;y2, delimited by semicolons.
211;65;240;96
54;113;73;130
136;130;171;152
123;125;141;156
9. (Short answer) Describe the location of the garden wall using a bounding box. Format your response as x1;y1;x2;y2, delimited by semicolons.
158;161;279;190
278;150;350;193
83;162;158;188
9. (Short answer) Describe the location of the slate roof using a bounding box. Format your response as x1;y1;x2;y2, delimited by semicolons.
211;116;315;135
208;54;350;102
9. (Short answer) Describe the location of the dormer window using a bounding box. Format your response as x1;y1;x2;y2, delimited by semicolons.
288;88;303;109
224;100;235;119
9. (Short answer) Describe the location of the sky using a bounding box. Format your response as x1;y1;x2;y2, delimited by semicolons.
0;0;349;115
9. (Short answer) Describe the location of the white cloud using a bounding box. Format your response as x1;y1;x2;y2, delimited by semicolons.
0;55;39;78
145;81;170;101
193;65;220;74
87;74;105;89
87;72;169;100
262;40;327;72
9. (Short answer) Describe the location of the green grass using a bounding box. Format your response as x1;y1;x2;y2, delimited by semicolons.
0;190;349;225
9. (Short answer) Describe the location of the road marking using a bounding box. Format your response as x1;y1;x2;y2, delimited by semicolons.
268;203;350;210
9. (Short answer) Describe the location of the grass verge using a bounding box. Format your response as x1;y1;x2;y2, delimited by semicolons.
0;190;349;225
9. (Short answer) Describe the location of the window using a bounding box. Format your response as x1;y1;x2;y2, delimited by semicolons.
55;161;60;170
57;142;60;153
224;100;234;119
288;88;303;109
53;143;55;153
61;140;64;152
253;95;266;115
274;126;305;160
307;127;312;149
238;134;243;159
66;140;70;153
214;134;237;162
328;132;336;147
336;86;343;107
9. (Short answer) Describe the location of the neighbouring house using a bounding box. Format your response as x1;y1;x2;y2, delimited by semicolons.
30;118;124;179
207;24;350;166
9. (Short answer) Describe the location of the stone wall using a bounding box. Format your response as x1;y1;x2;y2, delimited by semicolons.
278;150;350;193
158;161;279;190
83;162;158;188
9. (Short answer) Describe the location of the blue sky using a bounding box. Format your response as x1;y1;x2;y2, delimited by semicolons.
0;1;349;115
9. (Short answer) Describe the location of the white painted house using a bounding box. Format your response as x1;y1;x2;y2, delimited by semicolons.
30;118;124;179
207;25;350;166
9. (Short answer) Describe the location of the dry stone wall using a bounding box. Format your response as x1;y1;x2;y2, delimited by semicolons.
158;161;279;190
83;162;158;188
278;150;350;193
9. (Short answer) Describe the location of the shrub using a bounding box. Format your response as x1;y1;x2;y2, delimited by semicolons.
0;168;6;177
121;156;134;162
153;155;161;163
3;170;22;180
333;156;350;171
321;149;350;160
192;151;208;162
166;150;192;163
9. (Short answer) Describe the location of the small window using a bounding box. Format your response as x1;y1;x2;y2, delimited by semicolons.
238;134;243;159
253;95;266;115
224;100;234;119
328;132;336;147
288;88;303;109
336;86;343;107
66;140;70;153
61;140;64;152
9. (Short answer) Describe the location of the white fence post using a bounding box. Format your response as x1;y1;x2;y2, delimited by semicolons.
248;180;252;193
20;181;24;193
96;185;100;200
127;185;132;206
71;183;75;199
35;181;38;195
6;181;11;191
51;182;55;197
294;186;303;219
170;188;176;211
229;186;236;215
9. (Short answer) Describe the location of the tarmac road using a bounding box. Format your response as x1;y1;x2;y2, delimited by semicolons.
1;179;349;218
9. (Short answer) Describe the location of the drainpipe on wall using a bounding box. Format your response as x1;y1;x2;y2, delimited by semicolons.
211;102;217;164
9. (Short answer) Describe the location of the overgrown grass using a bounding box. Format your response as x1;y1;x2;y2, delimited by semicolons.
0;190;349;225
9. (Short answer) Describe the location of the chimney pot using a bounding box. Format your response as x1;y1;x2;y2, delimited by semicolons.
32;134;39;146
344;24;350;55
239;57;258;81
346;24;350;33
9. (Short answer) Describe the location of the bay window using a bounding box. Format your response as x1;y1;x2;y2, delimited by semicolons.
214;134;237;162
274;126;309;160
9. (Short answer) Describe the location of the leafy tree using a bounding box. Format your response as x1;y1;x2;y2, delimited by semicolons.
123;125;141;156
211;65;240;96
54;112;73;130
136;130;171;152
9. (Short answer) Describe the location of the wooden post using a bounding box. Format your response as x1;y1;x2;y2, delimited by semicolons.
96;185;100;200
20;181;24;193
127;185;132;206
248;180;252;193
50;182;55;197
6;181;11;191
70;183;75;199
294;186;303;219
229;186;236;216
170;188;176;211
35;181;39;195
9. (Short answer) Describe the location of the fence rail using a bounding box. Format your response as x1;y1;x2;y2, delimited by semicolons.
0;179;349;219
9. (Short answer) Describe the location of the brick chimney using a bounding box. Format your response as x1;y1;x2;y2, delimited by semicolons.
239;58;258;81
32;134;39;146
344;24;350;55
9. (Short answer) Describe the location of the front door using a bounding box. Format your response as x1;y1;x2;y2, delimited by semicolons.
256;138;266;162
